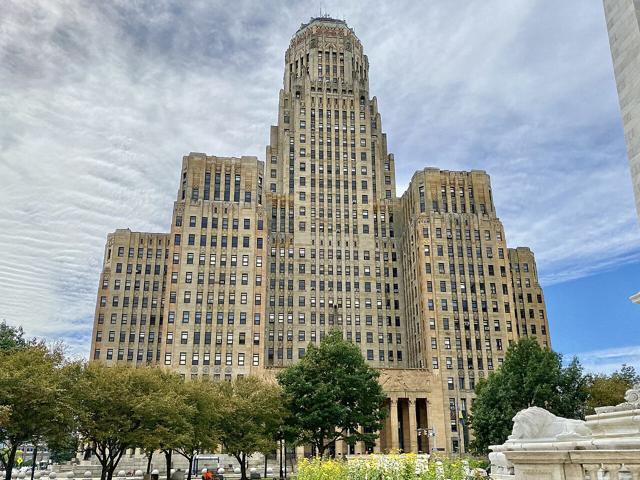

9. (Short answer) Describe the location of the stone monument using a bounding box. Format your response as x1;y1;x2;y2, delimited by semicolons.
489;386;640;479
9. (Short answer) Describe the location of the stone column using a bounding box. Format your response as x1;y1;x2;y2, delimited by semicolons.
373;433;381;454
335;438;345;458
354;428;363;455
390;397;400;451
407;398;418;453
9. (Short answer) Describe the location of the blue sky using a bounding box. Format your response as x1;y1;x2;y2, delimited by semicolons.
0;0;639;372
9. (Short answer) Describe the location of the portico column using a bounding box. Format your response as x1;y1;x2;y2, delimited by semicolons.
373;433;381;454
407;398;417;453
335;438;345;458
354;428;363;454
390;397;400;451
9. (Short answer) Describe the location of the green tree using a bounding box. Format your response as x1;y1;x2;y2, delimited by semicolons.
584;364;639;414
47;432;79;464
218;377;285;480
0;321;32;351
0;344;74;480
134;369;191;476
277;330;387;458
469;338;588;454
72;364;183;480
175;380;223;480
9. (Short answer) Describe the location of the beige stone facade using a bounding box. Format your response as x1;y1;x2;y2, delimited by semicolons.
90;16;549;454
604;0;640;219
603;0;640;303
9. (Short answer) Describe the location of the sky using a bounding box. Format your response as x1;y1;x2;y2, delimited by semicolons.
0;0;639;373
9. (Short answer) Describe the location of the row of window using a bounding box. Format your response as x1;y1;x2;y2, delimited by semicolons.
429;336;504;351
115;246;167;259
102;278;162;291
425;261;508;277
164;351;260;367
172;252;263;267
432;355;503;371
267;312;402;327
113;263;165;275
168;291;262;306
176;216;263;230
174;233;264;248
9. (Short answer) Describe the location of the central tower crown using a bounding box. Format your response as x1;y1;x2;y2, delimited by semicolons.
284;16;368;95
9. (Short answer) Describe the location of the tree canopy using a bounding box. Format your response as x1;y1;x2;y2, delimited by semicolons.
72;364;189;480
277;330;387;457
218;376;285;480
0;321;32;351
174;380;223;480
584;364;639;415
0;344;75;480
469;338;588;454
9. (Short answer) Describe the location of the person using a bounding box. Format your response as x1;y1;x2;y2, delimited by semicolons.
202;468;212;480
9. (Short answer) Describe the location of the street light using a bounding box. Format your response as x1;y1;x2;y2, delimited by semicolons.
416;428;437;452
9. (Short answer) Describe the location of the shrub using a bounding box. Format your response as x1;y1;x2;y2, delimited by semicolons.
296;454;486;480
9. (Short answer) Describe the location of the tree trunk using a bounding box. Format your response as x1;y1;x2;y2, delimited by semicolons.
233;453;247;480
241;453;247;480
4;443;18;480
283;447;287;480
146;453;153;475
263;452;267;479
186;456;193;480
30;444;38;480
99;466;107;480
164;450;172;480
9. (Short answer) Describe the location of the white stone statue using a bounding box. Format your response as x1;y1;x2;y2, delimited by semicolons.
507;406;591;442
488;452;513;474
595;385;640;414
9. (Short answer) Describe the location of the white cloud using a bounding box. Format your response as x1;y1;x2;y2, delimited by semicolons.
570;345;640;376
0;0;638;357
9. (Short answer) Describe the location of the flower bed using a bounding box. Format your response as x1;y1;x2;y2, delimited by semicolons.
297;454;487;480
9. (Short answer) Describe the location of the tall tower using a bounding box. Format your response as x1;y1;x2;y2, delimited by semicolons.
264;17;405;367
604;0;640;219
603;0;640;304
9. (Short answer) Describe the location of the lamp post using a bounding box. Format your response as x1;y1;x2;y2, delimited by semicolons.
278;440;284;480
418;428;436;452
429;428;437;452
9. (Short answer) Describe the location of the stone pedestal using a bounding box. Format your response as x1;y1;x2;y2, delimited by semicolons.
489;386;640;480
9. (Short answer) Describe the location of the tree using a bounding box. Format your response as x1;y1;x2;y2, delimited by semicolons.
133;369;191;477
0;321;32;351
218;377;285;480
584;364;639;414
174;380;223;480
277;330;387;458
469;338;588;454
0;344;74;480
47;431;79;464
72;364;183;480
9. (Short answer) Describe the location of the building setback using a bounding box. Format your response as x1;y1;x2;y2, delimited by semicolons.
90;16;550;455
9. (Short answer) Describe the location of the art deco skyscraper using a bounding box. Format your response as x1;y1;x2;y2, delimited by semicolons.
89;16;550;454
264;18;404;367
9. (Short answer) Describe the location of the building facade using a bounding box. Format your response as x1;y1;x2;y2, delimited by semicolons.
603;0;640;304
90;16;549;454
